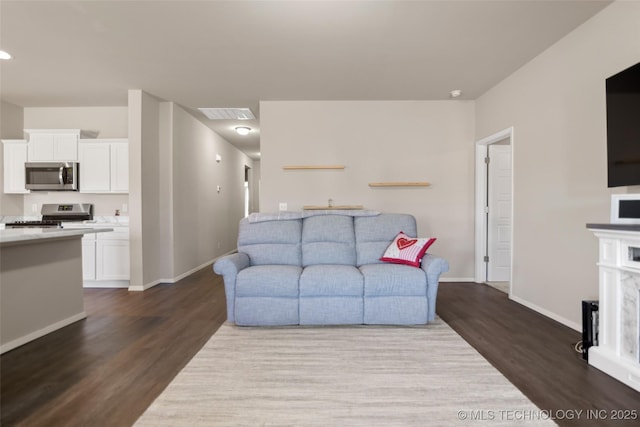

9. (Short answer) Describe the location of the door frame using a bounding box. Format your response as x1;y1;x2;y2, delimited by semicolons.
474;127;514;286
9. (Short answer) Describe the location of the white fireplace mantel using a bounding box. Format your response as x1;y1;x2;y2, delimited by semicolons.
587;223;640;392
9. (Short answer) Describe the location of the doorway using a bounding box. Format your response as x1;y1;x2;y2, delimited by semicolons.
474;127;514;294
244;165;251;218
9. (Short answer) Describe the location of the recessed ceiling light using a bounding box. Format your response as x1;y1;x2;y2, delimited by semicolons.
0;50;12;60
235;126;251;136
450;89;462;98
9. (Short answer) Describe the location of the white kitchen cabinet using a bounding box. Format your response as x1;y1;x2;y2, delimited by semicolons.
24;129;97;162
110;142;129;193
77;226;129;287
78;139;128;193
82;234;96;281
78;142;111;192
96;229;130;281
2;140;29;194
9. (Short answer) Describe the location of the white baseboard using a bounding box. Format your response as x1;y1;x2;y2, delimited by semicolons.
128;249;237;292
1;311;86;354
439;277;475;282
437;280;581;332
509;294;581;332
84;280;129;289
128;280;162;292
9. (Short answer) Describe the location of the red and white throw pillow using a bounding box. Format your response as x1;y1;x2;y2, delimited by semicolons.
380;231;436;267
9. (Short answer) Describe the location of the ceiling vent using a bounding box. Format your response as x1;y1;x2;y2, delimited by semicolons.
198;107;255;120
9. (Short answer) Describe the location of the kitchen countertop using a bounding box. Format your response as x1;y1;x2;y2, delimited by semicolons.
0;227;113;245
83;216;130;226
0;215;129;226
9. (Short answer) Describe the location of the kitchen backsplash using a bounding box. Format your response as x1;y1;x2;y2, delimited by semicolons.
21;192;128;217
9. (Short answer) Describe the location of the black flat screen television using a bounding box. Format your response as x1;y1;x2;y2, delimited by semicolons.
606;62;640;188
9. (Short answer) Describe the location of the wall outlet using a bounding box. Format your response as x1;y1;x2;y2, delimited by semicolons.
31;203;38;213
122;203;128;213
279;202;288;211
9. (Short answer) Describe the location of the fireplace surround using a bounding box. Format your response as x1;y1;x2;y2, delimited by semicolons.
587;223;640;392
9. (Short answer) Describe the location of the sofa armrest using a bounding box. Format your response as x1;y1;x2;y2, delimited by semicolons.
214;252;250;277
421;253;450;321
421;253;449;278
213;252;251;322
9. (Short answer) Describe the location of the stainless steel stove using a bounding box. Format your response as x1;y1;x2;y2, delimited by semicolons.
5;203;94;229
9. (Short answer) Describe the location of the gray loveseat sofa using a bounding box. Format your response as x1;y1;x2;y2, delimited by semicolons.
213;212;449;326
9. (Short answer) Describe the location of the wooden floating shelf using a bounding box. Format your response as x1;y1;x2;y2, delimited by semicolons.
368;182;431;187
303;205;364;210
282;165;345;170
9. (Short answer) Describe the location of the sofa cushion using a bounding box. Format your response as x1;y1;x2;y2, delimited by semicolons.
360;263;427;296
380;231;437;267
355;214;417;266
299;265;363;296
300;297;364;325
238;218;302;266
236;265;302;297
302;215;356;266
235;297;299;326
364;296;428;325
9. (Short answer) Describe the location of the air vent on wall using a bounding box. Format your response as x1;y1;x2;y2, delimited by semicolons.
198;107;255;120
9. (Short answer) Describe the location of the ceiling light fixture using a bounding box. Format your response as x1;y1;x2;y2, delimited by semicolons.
450;89;462;98
235;126;251;136
0;50;12;60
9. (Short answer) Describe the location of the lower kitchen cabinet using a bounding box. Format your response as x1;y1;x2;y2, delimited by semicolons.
97;236;130;280
82;227;130;287
82;234;97;281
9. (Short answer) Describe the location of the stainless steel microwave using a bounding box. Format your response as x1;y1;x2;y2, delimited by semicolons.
25;162;79;191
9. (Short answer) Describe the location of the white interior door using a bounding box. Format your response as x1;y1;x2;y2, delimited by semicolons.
487;144;512;282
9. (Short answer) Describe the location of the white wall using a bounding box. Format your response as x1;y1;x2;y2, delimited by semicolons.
129;90;254;290
248;160;260;215
0;101;25;215
129;90;172;289
171;103;252;276
21;106;129;216
23;107;127;137
260;100;475;280
475;0;640;329
128;90;152;289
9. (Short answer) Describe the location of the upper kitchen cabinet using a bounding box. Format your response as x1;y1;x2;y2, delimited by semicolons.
2;139;29;194
78;139;129;193
24;129;98;162
110;141;129;193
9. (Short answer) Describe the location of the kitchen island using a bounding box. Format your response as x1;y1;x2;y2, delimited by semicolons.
0;227;112;354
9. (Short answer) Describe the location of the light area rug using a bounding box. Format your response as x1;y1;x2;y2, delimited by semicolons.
135;319;556;426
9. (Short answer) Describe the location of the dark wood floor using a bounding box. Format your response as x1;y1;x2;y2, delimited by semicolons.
0;267;227;427
438;283;640;427
1;273;638;426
